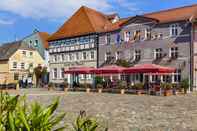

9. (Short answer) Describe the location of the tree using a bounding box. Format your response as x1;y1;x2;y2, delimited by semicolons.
34;65;43;88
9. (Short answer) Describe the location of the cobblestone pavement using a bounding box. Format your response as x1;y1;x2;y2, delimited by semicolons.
10;89;197;131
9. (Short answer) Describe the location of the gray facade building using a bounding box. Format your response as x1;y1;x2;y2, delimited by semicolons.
48;5;197;89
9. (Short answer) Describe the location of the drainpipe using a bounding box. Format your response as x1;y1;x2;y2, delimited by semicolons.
96;34;99;68
189;21;194;92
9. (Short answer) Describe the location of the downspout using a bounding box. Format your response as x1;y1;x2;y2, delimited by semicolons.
190;21;194;91
96;33;99;68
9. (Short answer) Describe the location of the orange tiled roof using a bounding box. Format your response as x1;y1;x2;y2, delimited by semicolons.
144;4;197;23
49;4;197;41
48;6;126;41
38;32;50;49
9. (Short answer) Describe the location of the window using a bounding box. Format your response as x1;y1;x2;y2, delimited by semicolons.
106;34;111;45
134;30;141;41
174;69;181;83
105;52;111;61
54;55;57;62
145;28;151;40
61;68;64;79
170;47;178;59
154;48;163;59
69;54;73;61
134;50;141;61
83;52;87;60
116;33;121;44
34;40;39;46
22;51;26;56
124;31;131;42
115;51;121;60
13;62;17;69
90;51;94;60
29;63;33;68
76;52;79;60
14;73;19;80
163;75;171;83
152;75;159;82
53;68;57;79
30;52;33;57
170;24;178;36
61;54;65;61
87;74;92;80
21;63;25;69
29;40;32;44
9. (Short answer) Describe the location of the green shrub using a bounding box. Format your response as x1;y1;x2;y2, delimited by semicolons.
117;81;127;89
180;78;189;89
72;111;100;131
134;83;144;89
0;92;66;131
95;76;103;85
161;83;172;90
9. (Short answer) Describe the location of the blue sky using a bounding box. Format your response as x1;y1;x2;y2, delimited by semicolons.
0;0;196;43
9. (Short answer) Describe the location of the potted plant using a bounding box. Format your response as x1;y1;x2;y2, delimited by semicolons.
48;82;54;91
161;83;172;96
117;81;127;94
180;78;189;94
95;76;104;93
135;83;144;95
85;83;91;93
96;84;103;93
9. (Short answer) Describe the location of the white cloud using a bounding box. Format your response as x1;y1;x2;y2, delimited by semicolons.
0;19;14;25
116;0;143;14
0;0;112;20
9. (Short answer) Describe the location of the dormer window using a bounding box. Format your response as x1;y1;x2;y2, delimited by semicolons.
134;30;141;41
145;28;151;40
170;24;178;36
124;31;131;42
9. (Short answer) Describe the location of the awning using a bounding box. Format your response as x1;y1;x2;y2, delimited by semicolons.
124;64;175;74
93;65;126;74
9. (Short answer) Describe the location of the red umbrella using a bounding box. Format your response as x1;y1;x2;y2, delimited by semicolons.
93;65;126;74
65;67;95;74
124;64;175;74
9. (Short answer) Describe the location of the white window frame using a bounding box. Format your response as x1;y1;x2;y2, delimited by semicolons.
53;68;57;79
21;63;25;69
154;48;162;59
169;47;178;58
145;28;151;40
83;52;87;60
105;52;111;61
90;51;95;60
170;24;179;37
61;68;64;79
134;50;141;61
12;62;17;69
172;69;181;83
115;51;121;60
76;52;79;61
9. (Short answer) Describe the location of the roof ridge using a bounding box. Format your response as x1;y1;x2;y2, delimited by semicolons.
144;4;197;16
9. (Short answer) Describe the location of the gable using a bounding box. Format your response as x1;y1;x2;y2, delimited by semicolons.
122;16;158;27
